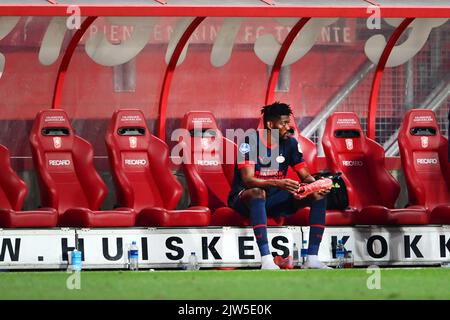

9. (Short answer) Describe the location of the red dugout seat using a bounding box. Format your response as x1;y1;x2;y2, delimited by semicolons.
181;111;284;226
0;144;57;228
321;112;428;225
279;114;356;226
29;109;135;227
398;109;450;224
105;109;210;227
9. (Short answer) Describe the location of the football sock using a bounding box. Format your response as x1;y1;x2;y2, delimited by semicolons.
308;197;327;255
249;198;270;256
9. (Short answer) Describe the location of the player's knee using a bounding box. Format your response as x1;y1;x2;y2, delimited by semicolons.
248;188;266;200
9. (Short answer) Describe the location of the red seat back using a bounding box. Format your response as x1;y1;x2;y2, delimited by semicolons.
0;145;27;211
181;111;236;212
322;112;400;210
29;109;107;214
398;109;450;210
105;109;183;212
257;113;318;175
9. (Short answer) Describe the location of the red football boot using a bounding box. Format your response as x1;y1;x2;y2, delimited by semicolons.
296;178;333;199
274;255;294;269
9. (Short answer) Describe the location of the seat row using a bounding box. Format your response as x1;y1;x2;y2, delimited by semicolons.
0;108;448;228
0;109;210;228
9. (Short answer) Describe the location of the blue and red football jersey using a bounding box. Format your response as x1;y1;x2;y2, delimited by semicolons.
229;132;306;200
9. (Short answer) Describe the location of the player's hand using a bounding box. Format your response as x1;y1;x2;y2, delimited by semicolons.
292;191;305;200
317;188;331;196
277;179;300;194
294;178;332;200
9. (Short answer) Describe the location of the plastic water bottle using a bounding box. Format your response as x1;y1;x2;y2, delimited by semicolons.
300;240;308;265
344;250;354;268
336;240;345;269
70;249;82;272
292;243;299;267
129;241;139;271
69;232;82;272
187;252;200;271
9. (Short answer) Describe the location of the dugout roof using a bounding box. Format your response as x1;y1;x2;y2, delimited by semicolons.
0;0;449;17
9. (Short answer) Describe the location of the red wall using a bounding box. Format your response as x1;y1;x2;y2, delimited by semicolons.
0;44;368;121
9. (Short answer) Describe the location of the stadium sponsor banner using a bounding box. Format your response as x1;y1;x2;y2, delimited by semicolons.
0;227;301;269
308;226;450;266
2;226;450;269
0;228;76;269
76;227;302;269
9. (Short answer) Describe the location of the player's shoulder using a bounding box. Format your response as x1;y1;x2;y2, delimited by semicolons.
285;136;304;154
286;135;298;143
285;136;300;147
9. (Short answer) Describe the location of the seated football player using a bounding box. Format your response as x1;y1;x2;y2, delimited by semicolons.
228;102;332;269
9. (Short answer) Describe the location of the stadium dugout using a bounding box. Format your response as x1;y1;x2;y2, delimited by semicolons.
0;0;449;270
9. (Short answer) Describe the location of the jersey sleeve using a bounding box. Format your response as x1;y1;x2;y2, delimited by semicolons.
288;137;307;172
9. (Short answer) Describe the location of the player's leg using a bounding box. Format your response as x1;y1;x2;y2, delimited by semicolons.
265;189;301;268
265;188;294;215
236;188;279;270
266;191;329;268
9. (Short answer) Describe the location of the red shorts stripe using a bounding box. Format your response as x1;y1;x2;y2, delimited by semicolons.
253;224;267;229
237;161;256;169
310;224;325;228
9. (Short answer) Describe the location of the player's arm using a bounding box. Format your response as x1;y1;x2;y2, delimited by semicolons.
294;166;315;184
240;165;300;194
289;138;316;184
289;139;329;195
294;166;330;197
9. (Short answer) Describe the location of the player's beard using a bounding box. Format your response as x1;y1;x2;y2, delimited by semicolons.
281;128;294;140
